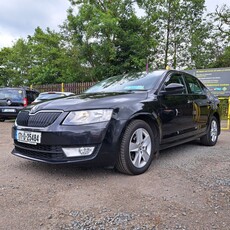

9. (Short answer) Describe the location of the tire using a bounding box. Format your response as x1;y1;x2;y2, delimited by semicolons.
200;116;219;146
0;118;5;122
115;120;156;175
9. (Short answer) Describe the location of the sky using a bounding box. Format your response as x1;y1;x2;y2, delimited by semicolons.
0;0;70;48
0;0;229;49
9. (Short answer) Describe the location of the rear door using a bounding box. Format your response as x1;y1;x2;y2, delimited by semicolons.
183;73;210;133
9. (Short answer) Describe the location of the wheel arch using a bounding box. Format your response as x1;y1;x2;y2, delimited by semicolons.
120;113;161;154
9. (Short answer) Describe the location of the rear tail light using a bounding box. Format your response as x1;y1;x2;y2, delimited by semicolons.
23;98;28;107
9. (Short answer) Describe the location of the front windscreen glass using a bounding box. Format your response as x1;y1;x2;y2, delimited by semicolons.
85;71;164;93
37;93;65;100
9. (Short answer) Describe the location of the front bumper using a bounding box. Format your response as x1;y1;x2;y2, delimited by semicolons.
11;119;126;167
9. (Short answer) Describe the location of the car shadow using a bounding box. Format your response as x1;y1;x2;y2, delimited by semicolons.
16;159;118;179
13;140;203;178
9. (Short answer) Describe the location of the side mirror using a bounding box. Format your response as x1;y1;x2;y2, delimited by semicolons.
161;83;185;95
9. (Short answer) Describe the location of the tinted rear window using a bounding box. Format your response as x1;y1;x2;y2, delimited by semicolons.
0;88;24;101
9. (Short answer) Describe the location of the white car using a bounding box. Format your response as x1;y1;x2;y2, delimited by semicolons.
32;92;75;104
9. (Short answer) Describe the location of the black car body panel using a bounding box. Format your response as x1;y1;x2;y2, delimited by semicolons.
11;70;221;172
28;91;148;114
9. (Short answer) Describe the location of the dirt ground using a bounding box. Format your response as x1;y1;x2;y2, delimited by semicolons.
0;121;229;230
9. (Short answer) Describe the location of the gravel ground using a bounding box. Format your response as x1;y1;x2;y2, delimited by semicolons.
0;121;229;230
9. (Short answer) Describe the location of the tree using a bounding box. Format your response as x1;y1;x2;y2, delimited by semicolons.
137;0;206;69
27;27;68;85
1;0;229;88
207;4;230;68
62;0;158;80
209;46;230;68
0;39;30;86
211;4;230;40
0;47;14;86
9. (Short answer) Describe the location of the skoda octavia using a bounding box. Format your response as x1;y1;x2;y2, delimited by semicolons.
12;70;221;175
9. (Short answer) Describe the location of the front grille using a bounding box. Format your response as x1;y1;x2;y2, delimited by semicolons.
15;146;65;161
14;141;62;152
17;111;61;127
14;141;66;161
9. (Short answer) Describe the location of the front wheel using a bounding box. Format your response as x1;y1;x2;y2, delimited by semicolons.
200;116;219;146
115;120;156;175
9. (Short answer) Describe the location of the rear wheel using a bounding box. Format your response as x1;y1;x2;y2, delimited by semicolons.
115;120;156;175
200;116;219;146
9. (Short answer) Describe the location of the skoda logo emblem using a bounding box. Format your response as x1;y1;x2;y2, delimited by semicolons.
6;99;12;105
30;105;38;114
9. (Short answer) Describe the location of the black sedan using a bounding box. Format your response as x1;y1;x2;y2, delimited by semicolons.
12;70;221;175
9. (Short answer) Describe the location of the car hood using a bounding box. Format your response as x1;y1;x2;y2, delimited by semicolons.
27;92;149;113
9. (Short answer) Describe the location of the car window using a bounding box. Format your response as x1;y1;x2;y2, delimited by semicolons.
184;75;204;94
26;91;39;104
0;88;24;101
163;74;186;94
85;71;164;93
37;93;65;100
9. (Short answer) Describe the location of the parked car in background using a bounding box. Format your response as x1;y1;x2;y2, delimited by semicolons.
31;92;75;104
0;87;39;122
12;70;221;175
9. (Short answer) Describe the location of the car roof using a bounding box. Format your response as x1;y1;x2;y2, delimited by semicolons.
39;91;74;95
0;87;39;92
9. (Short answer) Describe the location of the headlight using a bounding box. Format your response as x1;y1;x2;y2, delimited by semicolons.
62;109;113;125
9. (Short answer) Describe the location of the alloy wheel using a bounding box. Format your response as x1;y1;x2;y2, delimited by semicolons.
129;128;152;168
210;119;218;143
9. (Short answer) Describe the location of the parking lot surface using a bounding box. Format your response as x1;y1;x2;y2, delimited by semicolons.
0;121;230;229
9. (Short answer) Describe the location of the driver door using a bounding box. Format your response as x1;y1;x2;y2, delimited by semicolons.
158;73;194;145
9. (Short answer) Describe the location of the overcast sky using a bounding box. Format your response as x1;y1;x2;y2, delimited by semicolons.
0;0;229;48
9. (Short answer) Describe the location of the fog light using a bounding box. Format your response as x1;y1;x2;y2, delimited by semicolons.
62;147;95;157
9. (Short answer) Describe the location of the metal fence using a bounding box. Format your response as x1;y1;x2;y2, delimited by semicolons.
32;82;96;95
219;97;230;130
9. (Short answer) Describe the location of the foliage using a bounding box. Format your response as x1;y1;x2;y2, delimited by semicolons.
63;0;158;80
210;4;230;40
209;46;230;68
0;27;83;86
0;0;230;87
0;39;30;86
207;4;230;68
137;0;206;69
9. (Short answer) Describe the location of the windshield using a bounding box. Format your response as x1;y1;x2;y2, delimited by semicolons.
0;88;24;101
37;93;65;100
85;71;164;93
